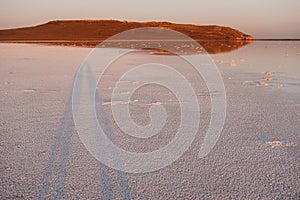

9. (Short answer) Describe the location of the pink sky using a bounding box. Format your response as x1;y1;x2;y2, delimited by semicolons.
0;0;299;38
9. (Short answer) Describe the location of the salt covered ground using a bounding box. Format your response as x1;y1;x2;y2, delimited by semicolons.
0;42;299;199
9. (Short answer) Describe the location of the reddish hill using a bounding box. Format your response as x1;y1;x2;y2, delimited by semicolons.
0;20;253;53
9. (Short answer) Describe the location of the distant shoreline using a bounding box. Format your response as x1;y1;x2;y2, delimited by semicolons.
1;39;297;55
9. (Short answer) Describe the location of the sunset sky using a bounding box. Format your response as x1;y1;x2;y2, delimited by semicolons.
0;0;299;39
